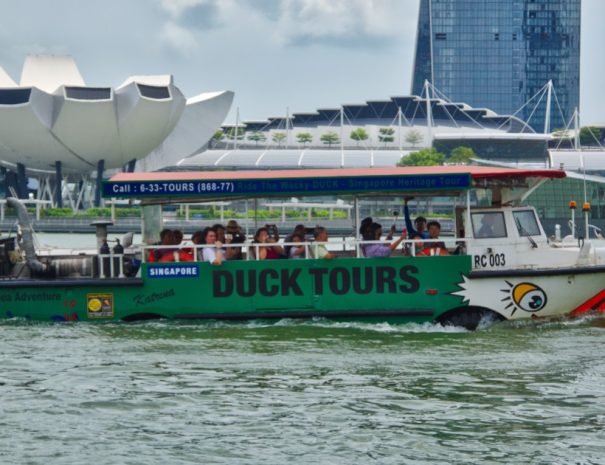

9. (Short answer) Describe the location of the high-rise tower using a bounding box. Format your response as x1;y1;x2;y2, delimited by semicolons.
411;0;581;132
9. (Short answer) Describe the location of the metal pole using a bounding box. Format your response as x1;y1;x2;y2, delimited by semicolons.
16;163;27;199
234;107;240;151
94;159;105;208
55;161;63;208
398;107;403;151
286;106;290;149
544;80;552;134
424;80;433;146
254;198;258;231
465;190;472;239
340;106;345;167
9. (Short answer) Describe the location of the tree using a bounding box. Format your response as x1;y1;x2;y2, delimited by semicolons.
448;146;478;165
320;132;340;147
580;126;602;146
272;132;287;147
552;128;572;139
247;131;266;146
211;130;225;148
350;128;369;146
405;129;424;147
225;127;244;140
296;132;313;146
397;148;445;167
378;127;395;146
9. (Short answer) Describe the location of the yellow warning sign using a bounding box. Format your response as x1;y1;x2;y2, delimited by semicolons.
87;293;114;319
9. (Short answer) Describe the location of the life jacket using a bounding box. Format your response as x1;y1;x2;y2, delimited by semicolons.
417;245;448;256
179;248;194;262
158;251;176;262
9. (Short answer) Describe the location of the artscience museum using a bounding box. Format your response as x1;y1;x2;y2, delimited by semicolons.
0;55;233;206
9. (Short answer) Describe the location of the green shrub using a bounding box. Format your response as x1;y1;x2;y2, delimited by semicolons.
41;208;75;218
40;207;140;218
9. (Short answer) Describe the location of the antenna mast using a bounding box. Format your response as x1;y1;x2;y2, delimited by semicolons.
544;80;552;134
234;107;240;151
340;106;345;168
424;80;433;145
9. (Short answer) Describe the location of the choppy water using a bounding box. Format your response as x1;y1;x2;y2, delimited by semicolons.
2;317;605;465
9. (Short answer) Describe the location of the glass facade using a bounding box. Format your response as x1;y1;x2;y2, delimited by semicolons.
412;0;581;133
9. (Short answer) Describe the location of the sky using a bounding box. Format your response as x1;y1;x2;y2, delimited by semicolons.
0;0;603;125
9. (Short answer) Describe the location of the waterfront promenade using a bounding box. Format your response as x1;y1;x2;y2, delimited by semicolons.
0;216;359;236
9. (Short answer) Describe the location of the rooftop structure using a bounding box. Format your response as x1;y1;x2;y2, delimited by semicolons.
184;92;550;170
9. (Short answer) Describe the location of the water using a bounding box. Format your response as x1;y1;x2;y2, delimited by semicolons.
2;317;605;465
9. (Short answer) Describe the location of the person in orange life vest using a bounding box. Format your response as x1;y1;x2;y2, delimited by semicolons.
177;230;203;262
416;221;449;256
157;229;178;262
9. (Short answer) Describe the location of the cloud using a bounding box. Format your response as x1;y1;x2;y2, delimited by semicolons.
156;0;234;52
157;0;408;51
268;0;407;48
159;0;226;29
159;0;210;18
160;21;198;54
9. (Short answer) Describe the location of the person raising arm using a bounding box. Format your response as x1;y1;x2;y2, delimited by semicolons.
404;197;429;239
363;223;407;258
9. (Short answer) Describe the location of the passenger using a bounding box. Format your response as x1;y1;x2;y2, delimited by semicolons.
225;220;246;260
147;228;173;262
212;224;226;243
212;224;231;259
191;230;204;245
177;231;200;262
359;217;373;256
159;228;172;243
172;229;184;245
200;228;223;265
359;217;373;237
195;227;212;261
404;197;429;239
288;233;306;259
417;221;449;256
251;227;284;260
284;224;306;256
476;213;505;238
310;226;335;260
363;222;407;258
157;229;177;262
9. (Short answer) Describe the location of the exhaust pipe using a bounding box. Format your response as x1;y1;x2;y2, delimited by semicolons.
6;197;46;275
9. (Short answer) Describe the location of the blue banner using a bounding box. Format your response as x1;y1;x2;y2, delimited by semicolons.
147;264;200;279
104;173;471;199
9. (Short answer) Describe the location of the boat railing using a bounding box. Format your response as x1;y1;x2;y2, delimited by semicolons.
138;237;466;264
97;251;126;279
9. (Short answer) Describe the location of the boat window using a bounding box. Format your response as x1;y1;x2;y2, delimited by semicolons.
471;212;507;238
513;210;541;236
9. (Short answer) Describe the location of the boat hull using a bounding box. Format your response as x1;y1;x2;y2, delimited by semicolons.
0;256;604;325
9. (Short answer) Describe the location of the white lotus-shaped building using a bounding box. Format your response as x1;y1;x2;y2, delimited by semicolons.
0;55;234;174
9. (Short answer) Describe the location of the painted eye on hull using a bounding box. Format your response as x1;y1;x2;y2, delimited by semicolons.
515;286;547;312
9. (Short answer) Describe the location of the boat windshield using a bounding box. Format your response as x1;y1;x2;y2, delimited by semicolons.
513;210;541;236
471;212;507;239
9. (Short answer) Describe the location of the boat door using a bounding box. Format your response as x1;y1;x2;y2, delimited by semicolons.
464;207;548;271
